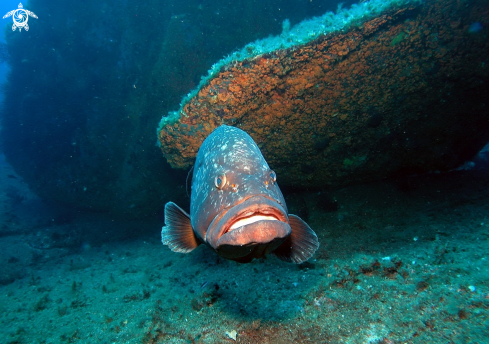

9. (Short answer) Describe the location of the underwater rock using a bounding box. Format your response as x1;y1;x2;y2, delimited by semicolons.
158;0;489;189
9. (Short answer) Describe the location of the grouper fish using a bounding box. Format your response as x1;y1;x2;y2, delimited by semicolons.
161;125;319;263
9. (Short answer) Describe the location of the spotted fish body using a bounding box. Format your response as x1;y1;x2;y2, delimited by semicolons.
162;125;319;263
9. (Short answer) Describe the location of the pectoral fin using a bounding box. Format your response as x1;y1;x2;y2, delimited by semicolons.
161;202;200;253
273;214;319;264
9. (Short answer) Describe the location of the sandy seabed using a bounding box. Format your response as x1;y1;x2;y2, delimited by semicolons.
0;154;488;344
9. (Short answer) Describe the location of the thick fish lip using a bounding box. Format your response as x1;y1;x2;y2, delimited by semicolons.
215;221;291;261
206;195;290;250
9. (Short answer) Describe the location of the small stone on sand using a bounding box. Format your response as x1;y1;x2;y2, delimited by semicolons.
225;330;237;341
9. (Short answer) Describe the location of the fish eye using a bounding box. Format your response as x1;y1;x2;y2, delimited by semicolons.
270;171;277;183
214;173;227;189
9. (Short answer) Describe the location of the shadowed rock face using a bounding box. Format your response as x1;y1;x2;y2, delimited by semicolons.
1;0;342;218
158;0;489;189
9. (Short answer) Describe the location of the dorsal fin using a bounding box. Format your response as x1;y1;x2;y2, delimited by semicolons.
161;202;199;253
273;214;319;264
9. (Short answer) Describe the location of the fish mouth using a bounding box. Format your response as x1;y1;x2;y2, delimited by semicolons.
206;195;291;256
226;214;282;233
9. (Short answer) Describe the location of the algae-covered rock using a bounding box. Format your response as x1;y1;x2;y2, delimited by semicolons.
158;0;489;189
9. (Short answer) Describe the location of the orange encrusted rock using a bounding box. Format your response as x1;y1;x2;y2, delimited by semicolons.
158;0;489;189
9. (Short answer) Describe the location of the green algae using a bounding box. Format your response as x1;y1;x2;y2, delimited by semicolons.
391;31;407;46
